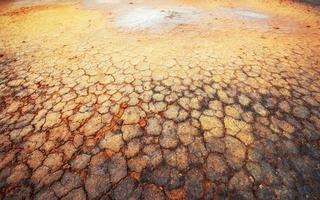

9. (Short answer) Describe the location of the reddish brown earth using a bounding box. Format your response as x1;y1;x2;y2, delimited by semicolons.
0;0;320;199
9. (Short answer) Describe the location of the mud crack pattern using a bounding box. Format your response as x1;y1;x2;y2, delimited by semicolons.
0;0;320;199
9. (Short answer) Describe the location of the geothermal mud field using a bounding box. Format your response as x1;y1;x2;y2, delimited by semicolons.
0;0;320;199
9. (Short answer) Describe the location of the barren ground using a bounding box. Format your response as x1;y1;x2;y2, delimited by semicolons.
0;0;320;199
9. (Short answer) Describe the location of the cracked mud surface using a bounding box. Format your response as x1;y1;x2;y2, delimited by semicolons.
0;0;320;199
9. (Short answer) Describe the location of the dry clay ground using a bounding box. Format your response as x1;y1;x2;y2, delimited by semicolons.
0;0;320;199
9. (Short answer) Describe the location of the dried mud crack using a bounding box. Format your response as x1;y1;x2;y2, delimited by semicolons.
0;0;320;199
